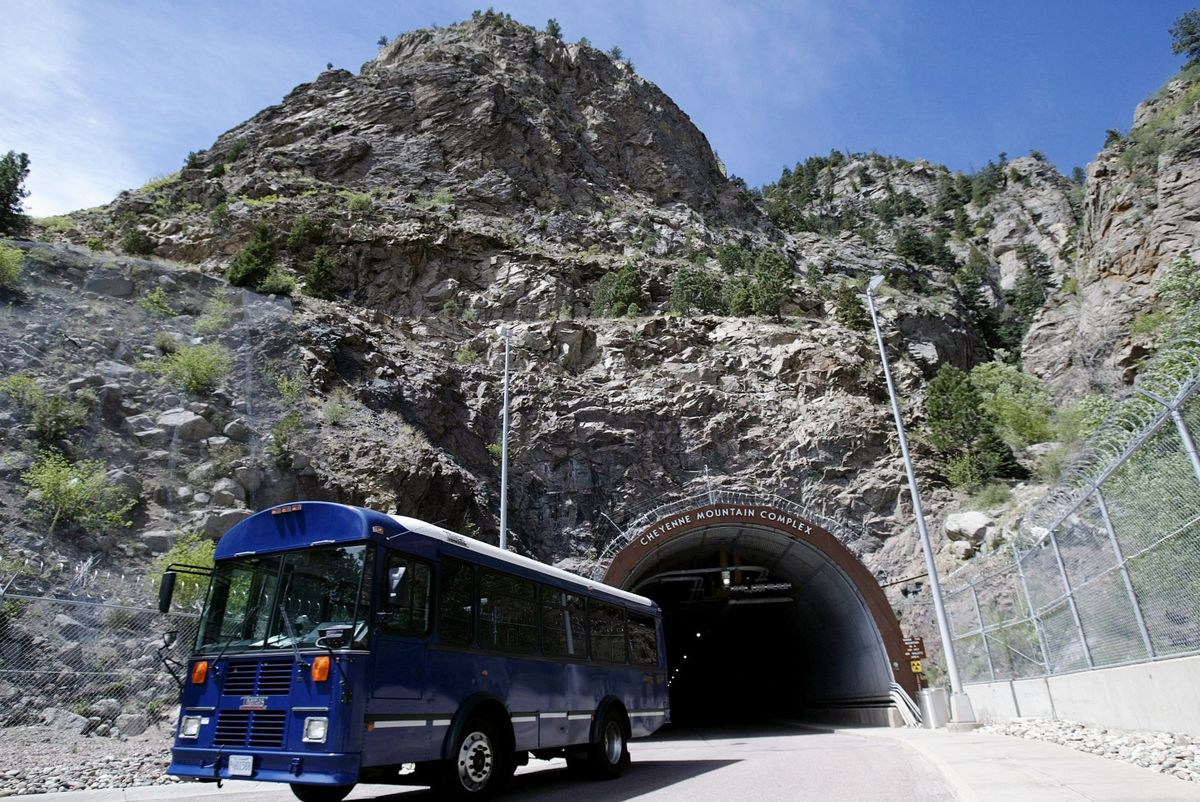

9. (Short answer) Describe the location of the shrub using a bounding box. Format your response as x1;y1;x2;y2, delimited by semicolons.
0;372;41;407
303;246;336;299
0;243;23;291
267;412;303;465
150;344;232;394
286;214;322;254
119;226;154;256
486;441;502;461
257;270;295;296
454;344;479;364
138;287;176;317
669;267;721;316
21;451;135;535
227;224;277;288
593;263;646;317
226;139;249;162
86;238;104;252
321;388;353;426
209;202;229;225
153;332;180;354
970;482;1013;508
347;193;373;212
208;163;226;179
276;373;305;406
32;394;90;443
716;243;751;273
722;275;753;316
545;18;562;38
1053;394;1114;445
926;364;1025;487
195;296;238;335
968;361;1053;447
153;532;214;612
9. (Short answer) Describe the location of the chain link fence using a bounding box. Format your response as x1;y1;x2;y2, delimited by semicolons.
0;590;198;737
945;325;1200;683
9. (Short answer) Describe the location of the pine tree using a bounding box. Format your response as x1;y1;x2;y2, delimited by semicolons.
1171;10;1200;65
833;282;870;331
0;151;31;236
749;251;791;319
545;18;562;38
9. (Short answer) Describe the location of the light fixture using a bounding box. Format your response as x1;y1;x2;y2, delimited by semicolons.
720;569;731;588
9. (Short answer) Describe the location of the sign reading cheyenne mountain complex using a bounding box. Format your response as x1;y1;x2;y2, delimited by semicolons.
634;505;816;550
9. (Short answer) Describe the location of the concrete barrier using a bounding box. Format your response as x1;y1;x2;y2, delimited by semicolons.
964;654;1200;737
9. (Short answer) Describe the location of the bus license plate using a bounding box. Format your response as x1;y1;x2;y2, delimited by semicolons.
228;755;254;777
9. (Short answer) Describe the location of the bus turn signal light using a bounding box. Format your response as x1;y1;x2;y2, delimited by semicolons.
190;660;208;684
312;655;330;682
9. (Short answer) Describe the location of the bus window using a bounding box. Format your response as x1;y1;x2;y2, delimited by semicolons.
438;558;475;646
588;601;627;664
628;612;659;666
478;569;537;654
380;556;432;637
541;588;586;658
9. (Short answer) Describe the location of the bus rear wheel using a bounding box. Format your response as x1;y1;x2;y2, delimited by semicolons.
289;783;355;802
568;709;630;780
437;716;510;798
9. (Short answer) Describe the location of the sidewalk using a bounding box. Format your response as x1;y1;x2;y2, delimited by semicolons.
843;725;1200;802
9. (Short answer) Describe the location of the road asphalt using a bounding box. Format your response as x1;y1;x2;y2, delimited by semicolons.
3;722;1197;802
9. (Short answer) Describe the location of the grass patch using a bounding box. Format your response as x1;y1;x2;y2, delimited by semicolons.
195;296;238;334
0;243;23;290
144;343;232;394
138;287;176;318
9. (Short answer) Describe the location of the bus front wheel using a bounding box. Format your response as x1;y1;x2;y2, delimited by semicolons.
437;716;510;798
289;783;355;802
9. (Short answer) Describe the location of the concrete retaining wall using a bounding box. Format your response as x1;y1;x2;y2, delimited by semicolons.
965;654;1200;737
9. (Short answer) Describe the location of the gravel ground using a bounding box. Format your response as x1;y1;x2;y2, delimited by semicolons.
981;717;1200;783
0;725;180;797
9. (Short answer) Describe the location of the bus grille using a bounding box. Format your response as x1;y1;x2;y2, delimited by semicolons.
222;659;294;696
213;710;287;748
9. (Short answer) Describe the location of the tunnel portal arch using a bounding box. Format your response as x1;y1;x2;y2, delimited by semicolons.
600;491;916;723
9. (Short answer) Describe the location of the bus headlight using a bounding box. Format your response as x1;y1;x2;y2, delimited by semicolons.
179;716;202;739
302;717;328;744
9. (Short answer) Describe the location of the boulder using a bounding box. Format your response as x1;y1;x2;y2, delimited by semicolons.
200;508;253;538
114;712;150;737
41;707;89;734
53;613;86;640
140;529;174;552
157;409;216;441
945;511;995;545
83;269;133;297
106;469;143;500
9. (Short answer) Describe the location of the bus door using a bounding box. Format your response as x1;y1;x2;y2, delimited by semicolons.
372;554;433;699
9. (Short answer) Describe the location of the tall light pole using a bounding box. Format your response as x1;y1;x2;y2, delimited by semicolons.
865;275;975;726
496;324;512;551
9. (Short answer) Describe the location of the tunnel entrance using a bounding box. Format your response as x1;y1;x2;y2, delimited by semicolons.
601;495;915;726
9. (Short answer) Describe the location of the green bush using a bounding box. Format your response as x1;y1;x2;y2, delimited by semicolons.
833;282;870;331
593;263;646;317
750;251;792;318
267;412;303;465
486;441;502;461
195;296;238;335
669;267;721;315
926;364;1025;488
348;193;373;212
21;451;135;535
968;361;1053;447
0;150;31;236
1053;394;1114;445
227;224;277;288
286;214;322;254
226;139;249;162
138;287;176;317
454;344;479;364
321;388;353;426
303;246;336;299
209;202;229;225
257;270;295;296
32;394;90;443
149;344;232;394
970;482;1013;508
722;275;753;316
119;226;154;256
276;373;305;406
0;372;41;406
716;243;751;273
153;332;180;354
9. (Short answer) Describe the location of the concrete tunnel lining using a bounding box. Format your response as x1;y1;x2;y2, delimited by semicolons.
602;503;916;721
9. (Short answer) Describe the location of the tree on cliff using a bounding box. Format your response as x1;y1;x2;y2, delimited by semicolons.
0;151;31;236
749;250;791;319
1171;10;1200;65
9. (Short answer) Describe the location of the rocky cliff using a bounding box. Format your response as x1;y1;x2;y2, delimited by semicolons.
4;14;1196;617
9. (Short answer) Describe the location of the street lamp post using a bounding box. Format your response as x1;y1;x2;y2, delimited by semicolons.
864;275;975;726
497;324;512;552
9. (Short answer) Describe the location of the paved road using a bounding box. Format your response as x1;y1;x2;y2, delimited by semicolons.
39;723;954;802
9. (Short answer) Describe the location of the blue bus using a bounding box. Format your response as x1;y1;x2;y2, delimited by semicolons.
158;501;669;800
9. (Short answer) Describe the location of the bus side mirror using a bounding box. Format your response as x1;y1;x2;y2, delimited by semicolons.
158;571;177;614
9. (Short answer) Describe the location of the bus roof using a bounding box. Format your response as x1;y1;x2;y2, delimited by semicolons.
211;502;653;610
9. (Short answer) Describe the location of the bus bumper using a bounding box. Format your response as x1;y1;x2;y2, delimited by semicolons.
169;746;360;786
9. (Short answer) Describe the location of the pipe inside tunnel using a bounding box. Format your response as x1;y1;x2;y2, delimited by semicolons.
603;506;913;726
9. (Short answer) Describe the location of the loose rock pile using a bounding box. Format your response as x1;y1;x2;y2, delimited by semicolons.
982;718;1200;783
0;726;178;797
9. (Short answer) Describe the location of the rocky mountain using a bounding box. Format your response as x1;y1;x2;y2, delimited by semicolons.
3;12;1197;618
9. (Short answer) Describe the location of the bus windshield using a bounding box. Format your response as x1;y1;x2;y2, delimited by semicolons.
196;544;373;652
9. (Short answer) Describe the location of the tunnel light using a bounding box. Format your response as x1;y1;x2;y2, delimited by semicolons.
721;570;731;588
695;632;701;638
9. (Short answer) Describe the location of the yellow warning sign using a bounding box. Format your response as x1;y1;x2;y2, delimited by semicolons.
910;659;924;674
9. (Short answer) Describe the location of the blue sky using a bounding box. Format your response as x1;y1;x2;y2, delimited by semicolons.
2;0;1195;215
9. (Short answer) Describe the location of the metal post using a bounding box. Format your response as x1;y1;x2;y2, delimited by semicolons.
1094;488;1155;658
865;277;974;724
1012;542;1053;674
1046;526;1094;668
498;325;512;551
968;580;996;682
1171;408;1200;485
